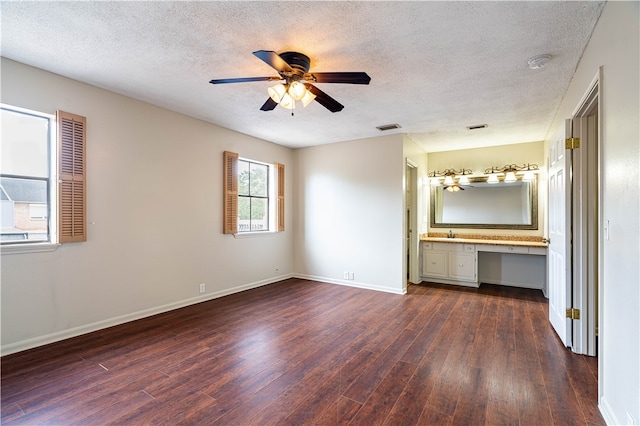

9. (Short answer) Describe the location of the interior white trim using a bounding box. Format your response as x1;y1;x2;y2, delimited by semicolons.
0;273;293;356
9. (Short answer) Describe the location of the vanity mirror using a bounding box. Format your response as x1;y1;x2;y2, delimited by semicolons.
430;176;538;230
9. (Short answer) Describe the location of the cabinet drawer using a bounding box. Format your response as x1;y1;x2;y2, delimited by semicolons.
480;244;529;254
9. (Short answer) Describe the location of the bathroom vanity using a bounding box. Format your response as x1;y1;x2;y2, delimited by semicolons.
421;237;548;293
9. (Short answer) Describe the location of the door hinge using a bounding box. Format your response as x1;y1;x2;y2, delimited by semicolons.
565;137;580;149
566;308;581;320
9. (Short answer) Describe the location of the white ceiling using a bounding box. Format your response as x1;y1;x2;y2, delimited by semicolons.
1;1;605;152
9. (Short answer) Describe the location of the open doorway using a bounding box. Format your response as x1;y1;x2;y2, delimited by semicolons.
405;159;419;289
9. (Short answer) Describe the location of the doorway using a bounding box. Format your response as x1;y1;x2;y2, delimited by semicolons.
405;159;419;289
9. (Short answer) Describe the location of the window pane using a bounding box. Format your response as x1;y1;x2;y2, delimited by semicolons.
238;160;249;196
249;163;268;197
1;106;52;244
250;197;268;231
238;196;250;232
1;108;49;178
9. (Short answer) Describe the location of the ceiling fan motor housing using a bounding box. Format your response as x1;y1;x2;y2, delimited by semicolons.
279;51;311;79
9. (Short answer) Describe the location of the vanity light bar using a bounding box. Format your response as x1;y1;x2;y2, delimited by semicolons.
484;163;539;183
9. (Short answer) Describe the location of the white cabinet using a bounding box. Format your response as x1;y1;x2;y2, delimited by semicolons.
422;242;478;287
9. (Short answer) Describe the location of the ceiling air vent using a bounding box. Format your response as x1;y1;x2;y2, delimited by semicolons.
376;123;401;131
466;124;488;130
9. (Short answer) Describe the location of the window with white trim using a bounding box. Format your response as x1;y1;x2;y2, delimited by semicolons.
223;151;284;234
1;104;86;246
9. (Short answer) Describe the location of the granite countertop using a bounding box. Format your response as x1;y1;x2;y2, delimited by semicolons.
420;235;548;248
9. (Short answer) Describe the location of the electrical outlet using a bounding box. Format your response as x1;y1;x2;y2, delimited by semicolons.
199;283;206;293
343;271;349;279
349;272;355;280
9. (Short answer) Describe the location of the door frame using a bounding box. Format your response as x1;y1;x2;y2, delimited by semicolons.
405;159;420;288
570;70;601;357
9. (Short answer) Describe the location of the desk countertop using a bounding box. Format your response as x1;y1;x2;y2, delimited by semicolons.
421;237;548;248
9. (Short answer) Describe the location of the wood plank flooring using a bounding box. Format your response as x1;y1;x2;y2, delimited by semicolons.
1;278;604;425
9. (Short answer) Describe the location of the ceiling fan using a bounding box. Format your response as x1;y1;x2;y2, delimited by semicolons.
209;50;371;113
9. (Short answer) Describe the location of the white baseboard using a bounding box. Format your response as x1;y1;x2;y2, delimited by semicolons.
1;273;293;356
294;273;405;295
599;395;619;426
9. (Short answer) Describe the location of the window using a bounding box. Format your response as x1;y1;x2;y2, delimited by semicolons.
1;104;86;247
223;151;284;234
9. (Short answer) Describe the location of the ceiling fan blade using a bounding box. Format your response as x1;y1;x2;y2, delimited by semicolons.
209;76;278;84
305;84;344;113
260;98;278;111
307;72;371;85
253;50;293;73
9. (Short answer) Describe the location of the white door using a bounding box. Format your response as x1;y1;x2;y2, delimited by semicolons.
548;119;573;347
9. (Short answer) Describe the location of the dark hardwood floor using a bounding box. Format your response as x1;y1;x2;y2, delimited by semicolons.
1;278;604;425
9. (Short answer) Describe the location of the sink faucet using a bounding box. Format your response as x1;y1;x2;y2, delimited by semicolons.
448;230;456;238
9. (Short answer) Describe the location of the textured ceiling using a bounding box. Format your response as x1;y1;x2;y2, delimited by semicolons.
1;1;605;152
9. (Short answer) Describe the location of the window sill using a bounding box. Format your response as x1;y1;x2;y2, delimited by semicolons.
233;231;278;239
1;243;61;255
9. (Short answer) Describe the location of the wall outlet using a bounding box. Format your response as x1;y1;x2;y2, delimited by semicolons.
199;283;206;293
349;272;355;280
343;271;349;279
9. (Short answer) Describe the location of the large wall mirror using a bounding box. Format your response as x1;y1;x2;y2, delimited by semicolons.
430;176;538;230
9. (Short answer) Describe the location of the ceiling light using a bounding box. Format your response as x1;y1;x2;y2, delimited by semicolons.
528;54;551;69
268;82;315;111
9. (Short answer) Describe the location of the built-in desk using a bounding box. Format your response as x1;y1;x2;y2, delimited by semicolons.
420;237;548;294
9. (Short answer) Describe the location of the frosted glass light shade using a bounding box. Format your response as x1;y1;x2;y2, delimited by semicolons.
288;81;307;101
279;93;295;110
301;90;316;107
268;84;287;103
444;175;455;185
504;171;517;182
487;174;499;184
458;175;470;185
522;170;535;181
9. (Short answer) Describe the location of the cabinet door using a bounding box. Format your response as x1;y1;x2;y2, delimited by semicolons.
448;252;476;281
423;251;447;278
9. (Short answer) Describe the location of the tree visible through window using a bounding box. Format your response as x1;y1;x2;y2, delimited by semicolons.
237;159;269;232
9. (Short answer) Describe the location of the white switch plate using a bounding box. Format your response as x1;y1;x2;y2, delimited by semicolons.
603;219;610;241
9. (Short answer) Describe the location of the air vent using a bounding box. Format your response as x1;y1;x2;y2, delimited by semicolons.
376;123;401;131
466;124;488;130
